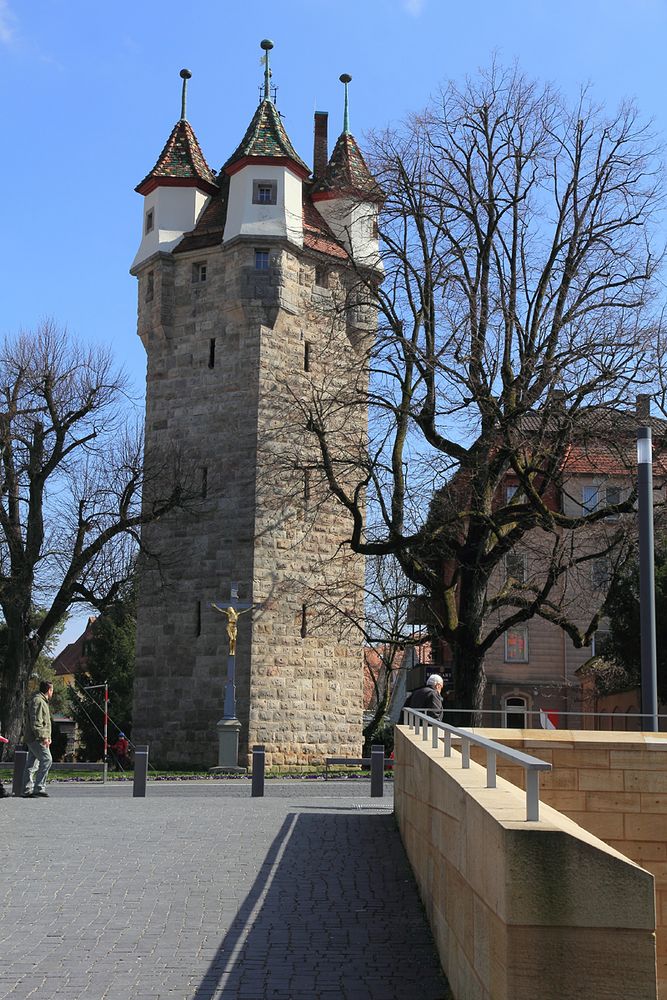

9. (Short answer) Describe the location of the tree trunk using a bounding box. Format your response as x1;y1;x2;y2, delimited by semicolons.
449;558;489;725
362;677;392;756
0;620;34;749
452;645;487;726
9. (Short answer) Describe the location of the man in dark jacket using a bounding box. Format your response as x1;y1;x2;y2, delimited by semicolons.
404;674;444;720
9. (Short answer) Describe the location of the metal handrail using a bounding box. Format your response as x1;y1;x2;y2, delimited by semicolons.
401;708;552;821
438;707;667;728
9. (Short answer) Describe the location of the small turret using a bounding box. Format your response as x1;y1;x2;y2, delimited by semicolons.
222;41;309;248
131;70;218;272
311;74;382;271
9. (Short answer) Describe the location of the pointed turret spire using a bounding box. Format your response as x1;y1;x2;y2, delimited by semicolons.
311;72;381;201
222;40;309;178
261;39;274;102
340;73;351;134
180;68;191;121
135;69;218;195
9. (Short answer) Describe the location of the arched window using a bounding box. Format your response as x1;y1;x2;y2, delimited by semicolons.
504;696;527;729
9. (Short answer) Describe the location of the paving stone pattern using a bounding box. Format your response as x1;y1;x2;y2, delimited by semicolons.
1;782;451;1000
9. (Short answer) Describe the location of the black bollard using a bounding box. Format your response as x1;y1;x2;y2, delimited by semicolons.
12;750;28;797
251;744;265;798
133;745;149;798
370;744;384;798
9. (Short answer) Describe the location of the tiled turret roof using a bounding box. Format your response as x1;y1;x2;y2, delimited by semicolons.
311;132;382;202
136;119;218;195
223;99;309;176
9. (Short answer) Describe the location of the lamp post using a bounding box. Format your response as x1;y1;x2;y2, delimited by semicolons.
637;426;658;731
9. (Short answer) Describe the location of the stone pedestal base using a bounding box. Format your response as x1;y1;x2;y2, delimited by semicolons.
211;718;244;773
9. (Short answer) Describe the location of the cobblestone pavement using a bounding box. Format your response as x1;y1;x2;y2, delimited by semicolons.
1;781;451;1000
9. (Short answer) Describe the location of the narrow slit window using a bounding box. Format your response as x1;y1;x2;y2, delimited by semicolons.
304;341;311;372
300;604;308;639
208;338;216;369
195;600;201;638
303;469;310;504
145;271;154;302
145;209;154;234
315;266;328;288
201;467;208;499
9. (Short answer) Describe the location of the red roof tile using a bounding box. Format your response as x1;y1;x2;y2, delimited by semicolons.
174;174;229;254
52;617;97;677
175;185;349;263
303;197;349;260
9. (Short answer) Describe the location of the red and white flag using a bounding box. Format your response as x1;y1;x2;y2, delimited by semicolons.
539;709;557;730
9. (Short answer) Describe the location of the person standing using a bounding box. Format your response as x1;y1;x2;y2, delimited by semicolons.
111;732;130;771
404;674;445;720
22;680;54;798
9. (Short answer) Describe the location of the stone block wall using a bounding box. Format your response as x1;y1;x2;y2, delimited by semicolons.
395;726;657;1000
133;239;367;767
470;730;667;996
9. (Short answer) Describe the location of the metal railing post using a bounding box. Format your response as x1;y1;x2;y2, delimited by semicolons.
526;769;540;821
432;724;439;749
444;731;451;757
370;744;384;798
133;745;149;798
12;750;27;796
462;738;470;768
251;744;265;798
486;750;497;788
422;718;429;741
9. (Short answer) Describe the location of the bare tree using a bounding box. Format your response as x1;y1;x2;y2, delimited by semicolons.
296;64;664;712
299;551;421;749
0;322;198;745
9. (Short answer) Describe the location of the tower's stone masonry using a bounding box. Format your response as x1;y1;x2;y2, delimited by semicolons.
131;53;380;767
134;241;370;766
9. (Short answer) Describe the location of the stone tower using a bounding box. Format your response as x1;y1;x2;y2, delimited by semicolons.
131;47;381;767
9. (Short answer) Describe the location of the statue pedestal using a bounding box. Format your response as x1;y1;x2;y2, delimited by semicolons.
209;718;246;774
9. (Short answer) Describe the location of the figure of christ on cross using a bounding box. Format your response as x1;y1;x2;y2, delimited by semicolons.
211;583;256;721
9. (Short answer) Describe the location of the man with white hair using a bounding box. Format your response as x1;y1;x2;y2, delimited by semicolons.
404;673;444;720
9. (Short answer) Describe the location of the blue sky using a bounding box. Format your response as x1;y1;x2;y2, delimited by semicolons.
1;0;665;651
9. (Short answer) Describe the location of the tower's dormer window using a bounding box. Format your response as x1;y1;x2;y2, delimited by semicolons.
145;209;154;234
192;261;207;283
255;250;270;271
253;181;277;206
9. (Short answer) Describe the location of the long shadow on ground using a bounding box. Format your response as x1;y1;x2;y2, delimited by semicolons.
191;810;451;1000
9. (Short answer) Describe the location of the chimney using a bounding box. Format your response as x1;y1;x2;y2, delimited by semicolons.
313;111;328;180
636;393;651;422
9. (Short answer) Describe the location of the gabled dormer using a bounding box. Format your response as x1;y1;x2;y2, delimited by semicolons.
131;70;218;272
311;74;383;272
222;41;309;249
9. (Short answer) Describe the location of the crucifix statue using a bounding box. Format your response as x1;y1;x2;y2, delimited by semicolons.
211;582;254;722
211;602;252;657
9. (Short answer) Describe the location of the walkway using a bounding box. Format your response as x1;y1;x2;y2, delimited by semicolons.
0;781;451;1000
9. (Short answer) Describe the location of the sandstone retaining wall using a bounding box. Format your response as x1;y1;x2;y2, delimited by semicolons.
395;725;657;1000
